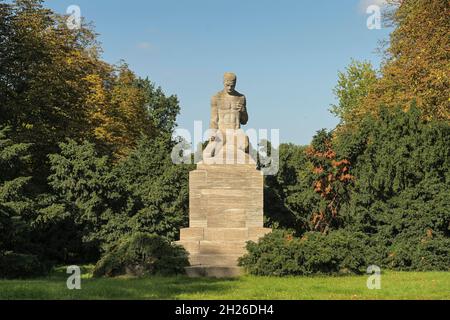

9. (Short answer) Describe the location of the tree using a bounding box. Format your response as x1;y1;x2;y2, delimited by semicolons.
46;139;132;255
306;130;354;233
264;143;316;233
100;64;155;158
330;60;378;128
365;0;450;120
115;136;194;241
0;0;106;186
140;78;181;137
84;63;179;159
0;0;190;271
0;126;32;254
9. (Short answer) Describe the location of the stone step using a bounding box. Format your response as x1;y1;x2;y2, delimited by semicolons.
199;241;247;255
203;228;248;241
177;240;248;256
203;227;272;241
180;227;271;242
185;266;243;278
189;254;243;267
174;240;200;254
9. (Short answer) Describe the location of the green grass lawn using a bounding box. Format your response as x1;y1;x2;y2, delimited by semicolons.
0;266;449;300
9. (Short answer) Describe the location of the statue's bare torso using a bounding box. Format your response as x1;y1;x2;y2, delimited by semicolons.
211;91;248;131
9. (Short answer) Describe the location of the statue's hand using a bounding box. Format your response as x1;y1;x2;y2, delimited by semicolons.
233;102;244;112
210;136;216;142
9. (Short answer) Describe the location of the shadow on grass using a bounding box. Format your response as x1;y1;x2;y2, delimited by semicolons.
1;266;241;300
83;276;240;300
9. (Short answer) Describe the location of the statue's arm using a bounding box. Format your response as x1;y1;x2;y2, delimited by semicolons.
210;95;219;131
240;96;248;125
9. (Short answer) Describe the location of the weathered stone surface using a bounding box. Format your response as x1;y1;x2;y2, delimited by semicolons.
207;209;247;228
204;228;249;241
180;228;204;241
190;220;208;228
175;240;200;254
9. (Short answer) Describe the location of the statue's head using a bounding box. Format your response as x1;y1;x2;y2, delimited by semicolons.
223;72;237;94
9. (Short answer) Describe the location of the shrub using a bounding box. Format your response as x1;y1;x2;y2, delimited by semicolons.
385;235;450;271
93;233;189;277
239;230;368;276
0;252;47;279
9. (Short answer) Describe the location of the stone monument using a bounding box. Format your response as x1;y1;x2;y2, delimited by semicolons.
177;73;271;277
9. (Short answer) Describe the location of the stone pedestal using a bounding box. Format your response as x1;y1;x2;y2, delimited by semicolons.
177;163;271;277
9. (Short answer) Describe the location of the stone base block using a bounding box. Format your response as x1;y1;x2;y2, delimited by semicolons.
179;162;271;278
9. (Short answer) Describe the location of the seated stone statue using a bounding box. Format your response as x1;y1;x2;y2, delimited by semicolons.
203;73;255;164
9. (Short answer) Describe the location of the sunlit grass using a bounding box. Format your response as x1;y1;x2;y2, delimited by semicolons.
0;267;448;300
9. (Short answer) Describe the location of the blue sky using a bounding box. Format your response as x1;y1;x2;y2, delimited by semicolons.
45;0;391;145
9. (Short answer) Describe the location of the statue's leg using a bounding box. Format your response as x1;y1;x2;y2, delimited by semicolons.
231;129;250;164
236;129;249;153
203;140;216;159
244;135;249;153
203;130;227;163
214;130;226;157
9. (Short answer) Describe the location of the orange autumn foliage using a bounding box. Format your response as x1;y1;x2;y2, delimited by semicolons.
307;136;354;233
